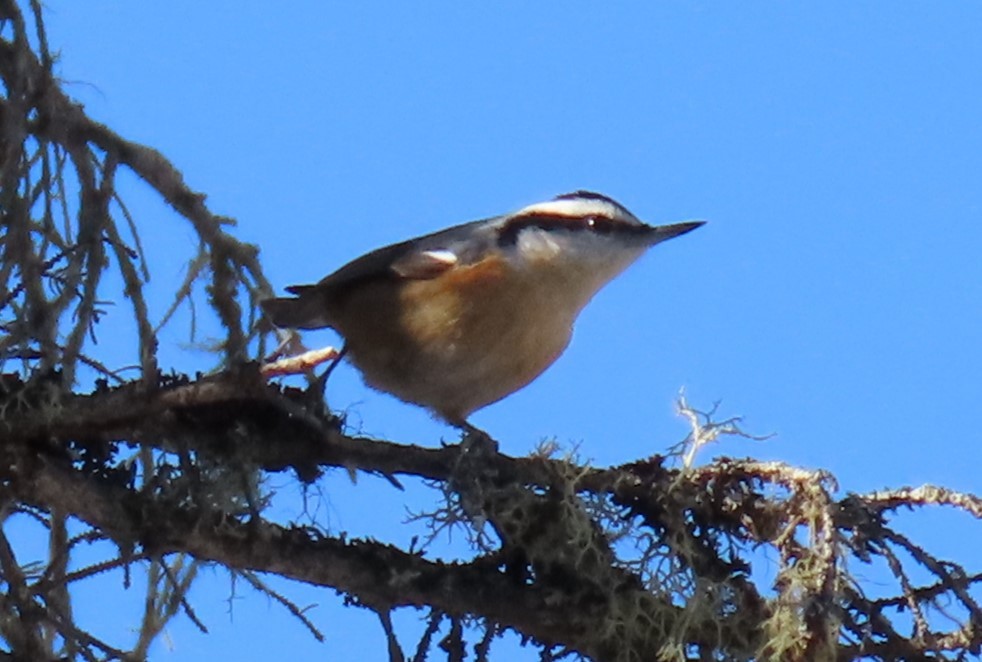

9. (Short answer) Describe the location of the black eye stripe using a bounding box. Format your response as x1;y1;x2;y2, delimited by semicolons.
586;215;616;234
497;213;644;246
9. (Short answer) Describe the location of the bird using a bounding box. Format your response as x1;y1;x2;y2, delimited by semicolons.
262;191;703;428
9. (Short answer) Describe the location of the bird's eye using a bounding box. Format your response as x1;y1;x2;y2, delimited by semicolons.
585;216;612;233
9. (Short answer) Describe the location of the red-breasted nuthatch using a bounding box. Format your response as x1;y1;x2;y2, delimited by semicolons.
262;191;703;426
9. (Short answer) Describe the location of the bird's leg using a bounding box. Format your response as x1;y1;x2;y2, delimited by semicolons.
313;344;348;399
260;336;347;422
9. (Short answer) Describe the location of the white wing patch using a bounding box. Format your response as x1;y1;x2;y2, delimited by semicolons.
391;249;459;279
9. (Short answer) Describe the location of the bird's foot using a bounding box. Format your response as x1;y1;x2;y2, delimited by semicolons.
458;422;499;455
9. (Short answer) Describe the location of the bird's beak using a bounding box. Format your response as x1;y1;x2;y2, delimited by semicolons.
642;220;705;246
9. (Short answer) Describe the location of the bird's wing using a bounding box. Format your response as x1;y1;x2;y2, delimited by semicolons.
287;217;502;297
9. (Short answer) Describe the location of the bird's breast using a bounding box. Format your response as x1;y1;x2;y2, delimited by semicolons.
331;254;588;421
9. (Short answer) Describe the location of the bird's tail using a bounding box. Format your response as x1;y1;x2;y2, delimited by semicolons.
261;289;332;330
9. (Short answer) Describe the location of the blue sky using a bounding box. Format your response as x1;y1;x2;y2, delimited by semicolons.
30;2;982;659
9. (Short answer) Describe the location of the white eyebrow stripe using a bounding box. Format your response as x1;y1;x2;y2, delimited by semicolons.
515;198;628;221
